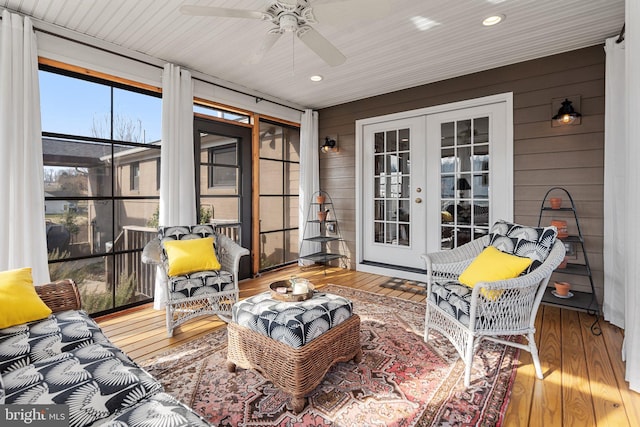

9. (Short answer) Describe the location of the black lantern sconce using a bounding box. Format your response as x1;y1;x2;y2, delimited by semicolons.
321;136;338;153
552;97;582;126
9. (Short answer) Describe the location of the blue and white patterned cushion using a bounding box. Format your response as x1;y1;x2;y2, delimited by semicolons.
2;342;162;427
0;310;111;375
232;292;353;348
168;270;234;299
157;225;234;297
102;392;212;427
488;220;558;273
428;281;472;326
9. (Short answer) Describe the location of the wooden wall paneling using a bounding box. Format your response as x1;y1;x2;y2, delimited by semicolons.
318;45;605;307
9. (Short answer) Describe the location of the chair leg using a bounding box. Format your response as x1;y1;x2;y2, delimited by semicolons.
424;310;431;343
166;306;174;338
527;332;543;379
463;335;476;388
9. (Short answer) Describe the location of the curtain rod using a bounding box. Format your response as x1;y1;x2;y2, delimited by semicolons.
616;23;625;44
1;9;305;113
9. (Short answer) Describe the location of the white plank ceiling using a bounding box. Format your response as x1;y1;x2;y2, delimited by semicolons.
0;0;626;109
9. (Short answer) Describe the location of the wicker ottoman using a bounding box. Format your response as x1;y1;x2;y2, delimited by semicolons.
226;292;362;413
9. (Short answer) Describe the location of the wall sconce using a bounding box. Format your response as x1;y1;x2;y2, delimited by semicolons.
320;136;338;153
552;97;582;126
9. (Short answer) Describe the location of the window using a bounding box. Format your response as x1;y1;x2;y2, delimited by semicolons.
207;144;237;187
130;162;140;191
40;65;161;315
194;104;250;124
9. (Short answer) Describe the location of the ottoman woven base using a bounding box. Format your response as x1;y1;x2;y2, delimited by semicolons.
226;314;362;413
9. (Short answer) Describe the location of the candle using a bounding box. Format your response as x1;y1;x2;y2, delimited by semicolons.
293;281;309;295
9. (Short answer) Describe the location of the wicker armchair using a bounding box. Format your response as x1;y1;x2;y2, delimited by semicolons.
421;234;566;387
143;225;249;337
35;279;81;312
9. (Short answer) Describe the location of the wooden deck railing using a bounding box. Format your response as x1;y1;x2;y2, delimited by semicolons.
108;226;158;299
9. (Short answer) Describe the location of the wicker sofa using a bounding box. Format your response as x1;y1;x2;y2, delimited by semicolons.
0;279;211;427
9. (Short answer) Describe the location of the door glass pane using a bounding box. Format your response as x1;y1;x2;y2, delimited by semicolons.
258;121;300;271
372;128;410;247
440;117;490;249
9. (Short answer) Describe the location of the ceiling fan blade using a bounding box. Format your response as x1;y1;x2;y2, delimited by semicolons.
312;0;391;25
179;5;268;20
248;30;283;64
297;26;346;67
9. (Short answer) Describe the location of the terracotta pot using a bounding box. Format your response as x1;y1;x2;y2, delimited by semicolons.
551;220;568;238
550;197;562;209
558;256;568;269
554;281;571;296
316;194;326;204
317;211;327;222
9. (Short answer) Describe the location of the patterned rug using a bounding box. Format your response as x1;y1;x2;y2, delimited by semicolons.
141;285;518;426
380;277;428;295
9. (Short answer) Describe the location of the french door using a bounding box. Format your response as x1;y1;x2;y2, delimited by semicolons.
362;117;426;268
358;95;512;278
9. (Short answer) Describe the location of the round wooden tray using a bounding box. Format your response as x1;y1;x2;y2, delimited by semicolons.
270;280;315;302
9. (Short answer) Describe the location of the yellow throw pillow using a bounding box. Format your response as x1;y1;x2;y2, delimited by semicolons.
458;246;533;300
0;267;52;329
163;237;221;277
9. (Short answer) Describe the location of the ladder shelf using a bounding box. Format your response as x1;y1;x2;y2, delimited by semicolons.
537;187;601;335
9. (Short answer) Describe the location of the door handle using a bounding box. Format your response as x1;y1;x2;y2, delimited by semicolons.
415;198;422;203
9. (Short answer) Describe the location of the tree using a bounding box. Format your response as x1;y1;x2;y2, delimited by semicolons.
91;113;145;142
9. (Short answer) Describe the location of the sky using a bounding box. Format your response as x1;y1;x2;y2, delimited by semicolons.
39;70;162;143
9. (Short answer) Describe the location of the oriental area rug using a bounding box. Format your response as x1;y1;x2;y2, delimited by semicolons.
141;285;518;426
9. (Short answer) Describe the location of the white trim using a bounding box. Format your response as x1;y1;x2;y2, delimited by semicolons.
355;92;514;280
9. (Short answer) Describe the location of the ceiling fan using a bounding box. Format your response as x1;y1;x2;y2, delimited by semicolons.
180;0;391;67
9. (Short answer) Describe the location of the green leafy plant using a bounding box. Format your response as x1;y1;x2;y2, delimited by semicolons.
80;272;138;314
147;205;212;228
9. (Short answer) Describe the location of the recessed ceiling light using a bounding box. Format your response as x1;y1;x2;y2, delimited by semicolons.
482;14;505;26
310;75;323;82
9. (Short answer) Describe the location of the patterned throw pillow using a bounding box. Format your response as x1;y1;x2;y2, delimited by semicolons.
488;220;558;273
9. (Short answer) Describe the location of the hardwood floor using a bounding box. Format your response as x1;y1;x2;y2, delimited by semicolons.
96;265;640;427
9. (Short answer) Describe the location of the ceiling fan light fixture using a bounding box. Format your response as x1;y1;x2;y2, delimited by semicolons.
279;14;299;32
482;14;505;26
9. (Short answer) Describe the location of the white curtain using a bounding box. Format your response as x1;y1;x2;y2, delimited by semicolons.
298;109;320;264
604;0;640;393
623;0;640;392
154;63;196;309
0;10;50;284
603;36;626;329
